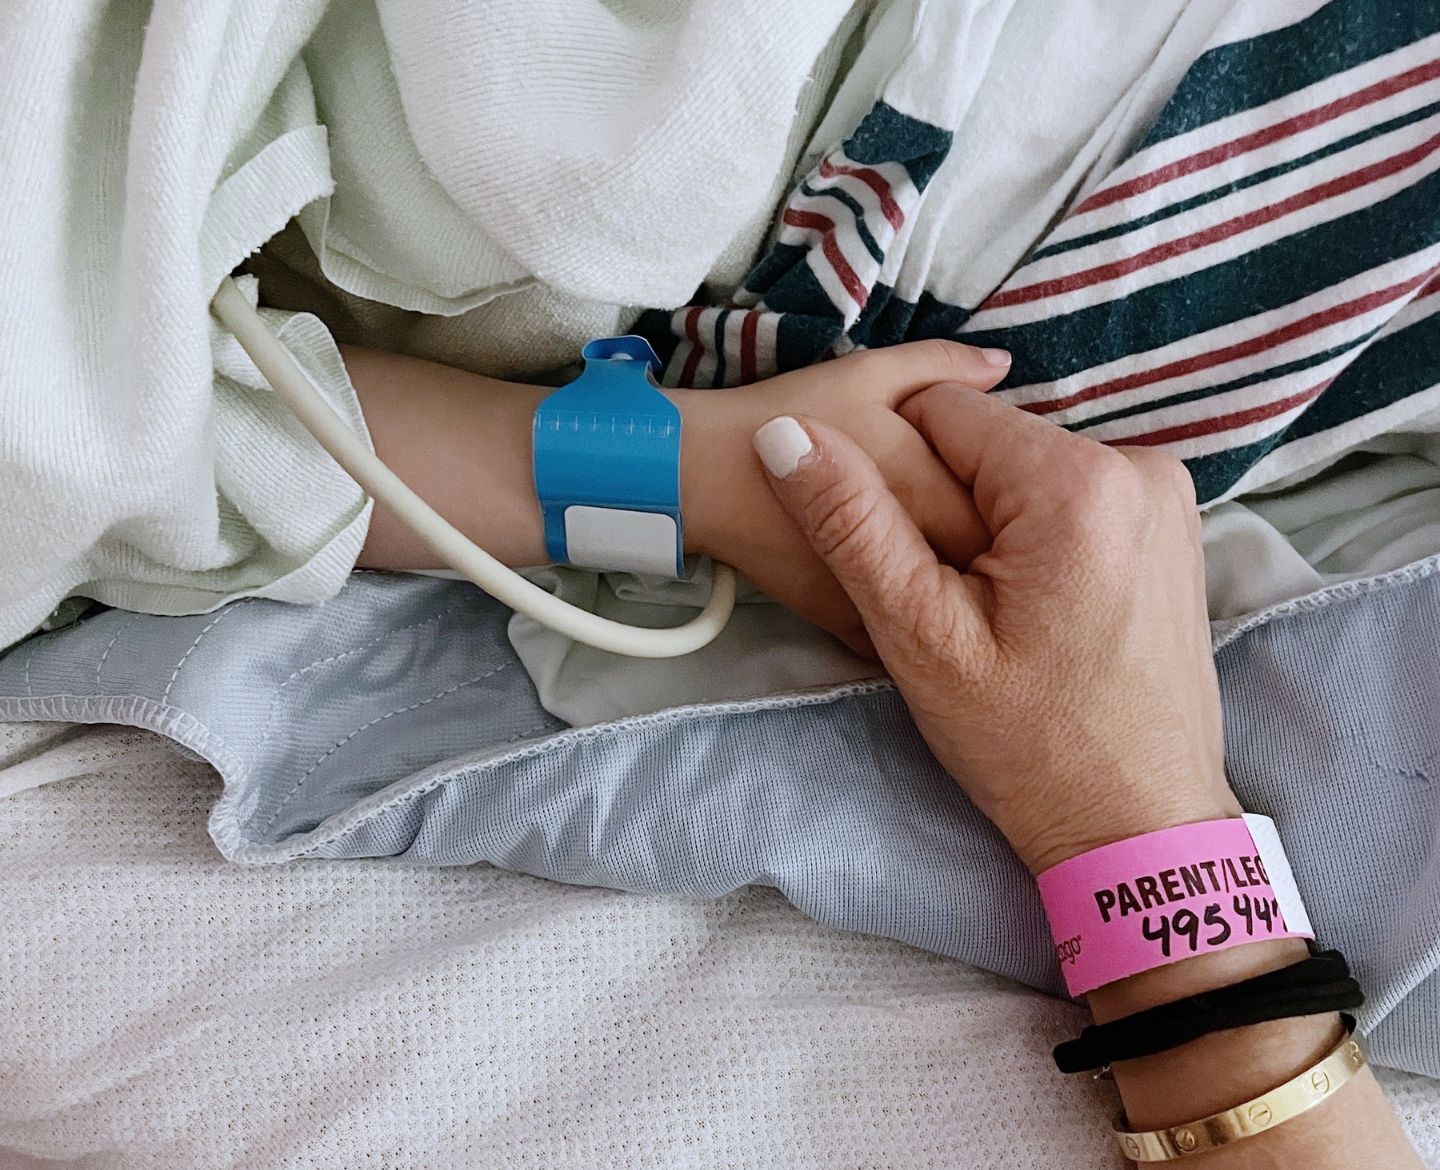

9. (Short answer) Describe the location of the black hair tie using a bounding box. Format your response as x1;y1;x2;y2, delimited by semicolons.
1054;948;1364;1074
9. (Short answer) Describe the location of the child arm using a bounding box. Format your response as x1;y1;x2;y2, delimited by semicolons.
345;341;1010;651
346;345;552;570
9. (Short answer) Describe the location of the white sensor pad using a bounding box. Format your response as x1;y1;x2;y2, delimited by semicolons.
564;506;680;577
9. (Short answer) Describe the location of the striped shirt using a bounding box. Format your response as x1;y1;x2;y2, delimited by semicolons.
643;0;1440;506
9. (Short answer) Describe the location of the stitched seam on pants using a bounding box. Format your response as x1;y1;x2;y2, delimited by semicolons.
248;681;890;863
96;613;144;689
253;601;470;754
256;661;514;838
22;639;36;698
160;603;250;705
311;715;561;853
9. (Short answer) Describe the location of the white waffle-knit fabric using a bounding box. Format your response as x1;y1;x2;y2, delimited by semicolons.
0;0;856;651
1;721;1437;1169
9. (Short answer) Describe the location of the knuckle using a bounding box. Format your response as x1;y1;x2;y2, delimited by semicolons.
1158;453;1199;506
1042;445;1151;564
1124;445;1188;484
1063;444;1145;516
803;478;887;564
1119;446;1200;512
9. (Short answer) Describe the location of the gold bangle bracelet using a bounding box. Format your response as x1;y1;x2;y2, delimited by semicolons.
1115;1026;1367;1162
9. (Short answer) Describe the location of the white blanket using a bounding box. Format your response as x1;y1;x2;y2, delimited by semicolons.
2;720;1439;1168
0;0;856;649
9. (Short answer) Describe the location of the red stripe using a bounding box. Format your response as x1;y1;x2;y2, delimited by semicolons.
987;128;1440;311
783;208;870;309
784;208;837;234
818;158;906;229
740;310;759;384
823;234;869;309
1075;58;1440;216
678;305;704;388
1120;377;1334;447
1026;266;1439;416
1414;269;1440;299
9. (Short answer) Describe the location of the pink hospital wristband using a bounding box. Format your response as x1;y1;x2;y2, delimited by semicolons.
1036;814;1315;997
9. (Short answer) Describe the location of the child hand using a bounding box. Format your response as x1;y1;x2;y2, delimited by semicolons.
675;341;1012;654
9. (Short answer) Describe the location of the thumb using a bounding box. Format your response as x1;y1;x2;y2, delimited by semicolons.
751;415;949;640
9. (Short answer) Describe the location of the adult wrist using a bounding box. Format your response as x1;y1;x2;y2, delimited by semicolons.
1009;782;1243;875
1045;803;1330;1130
1035;804;1315;1010
1071;833;1333;1132
1102;977;1342;1134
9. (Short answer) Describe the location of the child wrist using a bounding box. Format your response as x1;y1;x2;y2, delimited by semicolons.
674;389;751;560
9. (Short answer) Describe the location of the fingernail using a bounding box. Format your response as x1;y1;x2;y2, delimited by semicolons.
753;416;813;479
981;347;1012;367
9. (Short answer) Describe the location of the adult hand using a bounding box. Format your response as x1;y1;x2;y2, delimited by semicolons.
751;382;1240;873
752;382;1432;1169
677;341;1010;656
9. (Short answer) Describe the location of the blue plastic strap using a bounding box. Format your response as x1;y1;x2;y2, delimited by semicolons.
532;336;684;577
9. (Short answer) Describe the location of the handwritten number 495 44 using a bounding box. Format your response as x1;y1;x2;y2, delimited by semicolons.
1140;894;1280;958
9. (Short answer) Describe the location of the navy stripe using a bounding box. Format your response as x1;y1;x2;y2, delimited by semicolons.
729;99;951;373
908;292;974;341
764;284;927;372
1032;99;1440;264
848;288;973;349
745;243;847;319
799;180;885;264
1141;0;1440;149
711;310;729;387
635;308;682;369
1185;307;1440;501
1273;303;1440;442
1072;328;1388;432
860;288;922;349
956;167;1440;387
744;242;812;300
840;282;898;350
844;101;954;191
775;311;847;373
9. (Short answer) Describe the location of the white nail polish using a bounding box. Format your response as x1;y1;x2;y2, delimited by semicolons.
753;416;813;479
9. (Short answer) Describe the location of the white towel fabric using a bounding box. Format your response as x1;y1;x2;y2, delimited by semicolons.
4;720;1439;1169
0;2;361;647
0;0;858;650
